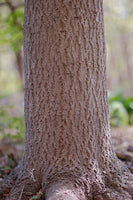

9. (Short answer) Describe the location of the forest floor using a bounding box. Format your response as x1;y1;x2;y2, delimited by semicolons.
0;93;133;199
111;126;133;173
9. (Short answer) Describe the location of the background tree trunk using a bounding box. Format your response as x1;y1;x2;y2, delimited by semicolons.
0;0;133;199
15;47;24;86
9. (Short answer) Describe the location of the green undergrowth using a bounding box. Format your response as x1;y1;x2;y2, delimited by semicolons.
109;92;133;127
0;104;25;142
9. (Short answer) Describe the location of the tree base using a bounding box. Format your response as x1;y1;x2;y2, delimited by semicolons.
0;163;133;200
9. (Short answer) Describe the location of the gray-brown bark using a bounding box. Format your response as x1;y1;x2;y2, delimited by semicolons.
0;0;133;199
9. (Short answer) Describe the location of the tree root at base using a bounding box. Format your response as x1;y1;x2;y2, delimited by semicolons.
0;168;133;200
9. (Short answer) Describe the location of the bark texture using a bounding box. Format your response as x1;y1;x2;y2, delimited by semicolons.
0;0;133;199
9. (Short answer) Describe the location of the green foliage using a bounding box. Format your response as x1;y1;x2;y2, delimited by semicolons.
0;5;24;52
124;97;133;124
109;101;129;127
30;190;43;200
109;92;133;126
0;104;25;141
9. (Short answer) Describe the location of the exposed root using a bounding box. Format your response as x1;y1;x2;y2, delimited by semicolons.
45;181;86;200
0;165;19;198
1;162;133;200
1;177;133;200
44;183;133;200
5;174;41;200
42;171;133;200
0;164;42;200
93;188;133;200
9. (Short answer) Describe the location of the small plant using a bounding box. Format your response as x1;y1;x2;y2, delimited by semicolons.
108;92;133;126
109;101;129;127
0;104;25;141
29;189;43;200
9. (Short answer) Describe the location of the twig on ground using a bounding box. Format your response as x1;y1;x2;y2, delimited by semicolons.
18;184;25;200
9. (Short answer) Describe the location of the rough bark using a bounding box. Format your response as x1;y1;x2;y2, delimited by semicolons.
0;0;133;199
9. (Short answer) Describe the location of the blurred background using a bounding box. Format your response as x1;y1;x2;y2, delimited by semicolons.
0;0;133;181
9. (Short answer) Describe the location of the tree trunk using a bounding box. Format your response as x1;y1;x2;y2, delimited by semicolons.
0;0;133;199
